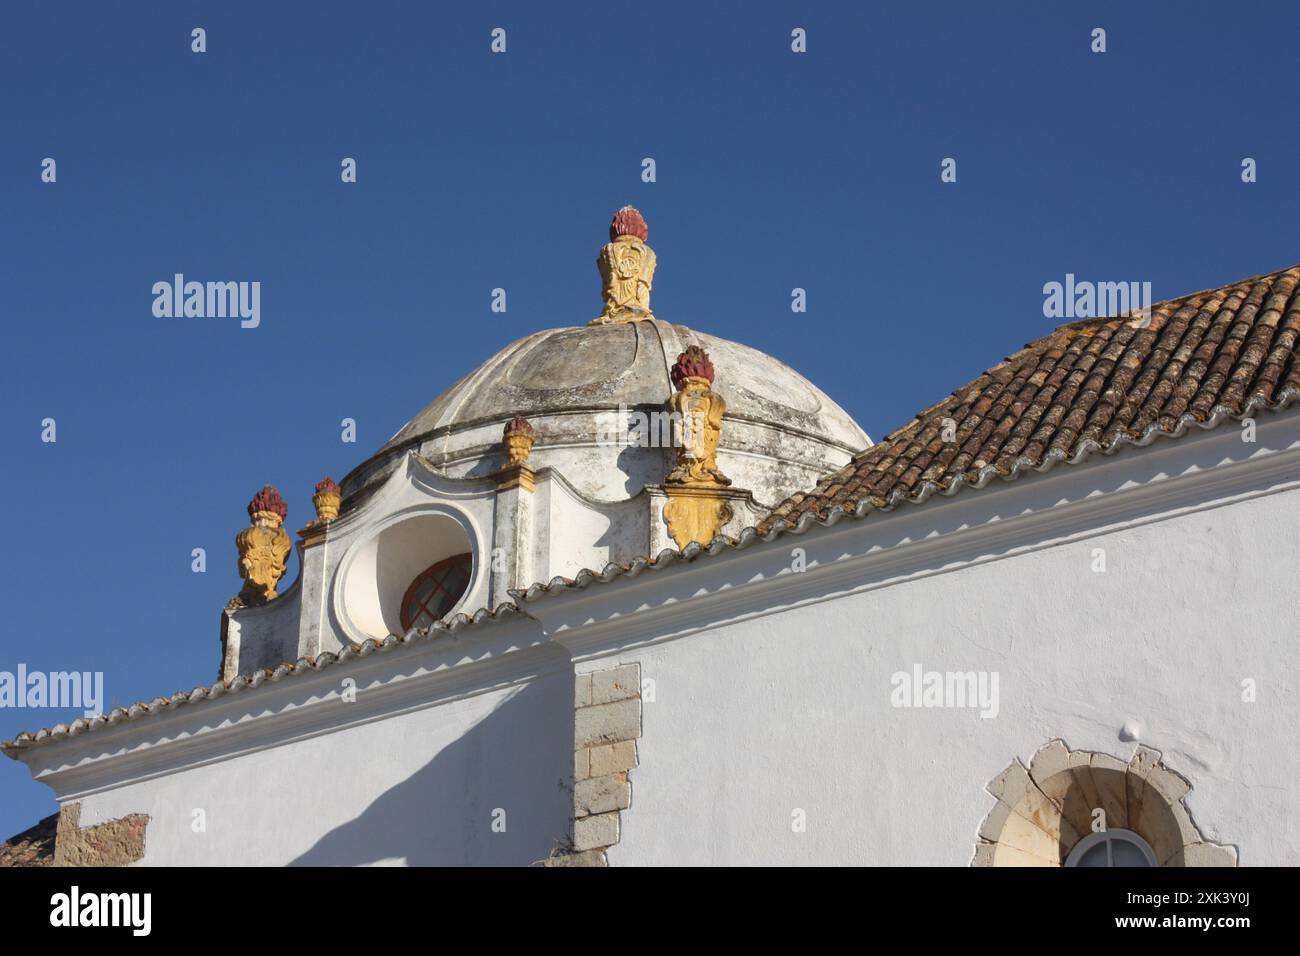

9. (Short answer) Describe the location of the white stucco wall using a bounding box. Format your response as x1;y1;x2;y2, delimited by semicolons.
599;475;1299;865
44;633;574;867
15;413;1298;867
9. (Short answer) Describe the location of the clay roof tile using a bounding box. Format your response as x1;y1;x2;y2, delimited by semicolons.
758;263;1300;532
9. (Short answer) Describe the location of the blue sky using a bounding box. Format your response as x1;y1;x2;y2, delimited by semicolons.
1;0;1296;838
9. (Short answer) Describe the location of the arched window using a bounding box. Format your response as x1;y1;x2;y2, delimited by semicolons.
974;740;1237;867
1065;829;1158;867
399;553;472;631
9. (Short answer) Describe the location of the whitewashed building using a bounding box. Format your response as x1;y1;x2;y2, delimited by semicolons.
4;208;1296;867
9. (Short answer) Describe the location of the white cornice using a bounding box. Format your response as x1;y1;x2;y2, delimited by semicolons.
15;616;560;801
528;407;1300;658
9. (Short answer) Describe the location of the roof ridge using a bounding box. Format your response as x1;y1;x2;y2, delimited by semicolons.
865;261;1300;453
760;260;1300;531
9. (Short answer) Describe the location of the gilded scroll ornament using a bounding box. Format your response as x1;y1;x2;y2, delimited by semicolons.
663;489;734;552
231;485;292;608
591;206;657;325
663;346;733;548
665;345;730;487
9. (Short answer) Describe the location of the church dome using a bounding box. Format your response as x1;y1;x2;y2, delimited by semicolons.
213;208;874;673
340;210;870;510
342;319;868;510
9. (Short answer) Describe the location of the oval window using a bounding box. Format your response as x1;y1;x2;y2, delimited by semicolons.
399;553;472;631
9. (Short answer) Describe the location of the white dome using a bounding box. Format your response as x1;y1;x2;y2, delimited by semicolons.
341;319;869;510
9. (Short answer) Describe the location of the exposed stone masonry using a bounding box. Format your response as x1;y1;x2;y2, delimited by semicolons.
53;802;150;867
1;802;151;868
546;662;642;867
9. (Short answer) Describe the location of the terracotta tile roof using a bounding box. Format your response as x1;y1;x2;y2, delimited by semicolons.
759;264;1300;533
0;813;57;867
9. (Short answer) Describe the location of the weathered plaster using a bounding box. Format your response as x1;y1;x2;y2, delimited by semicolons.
53;802;149;867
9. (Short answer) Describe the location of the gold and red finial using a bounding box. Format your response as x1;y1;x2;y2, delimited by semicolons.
233;485;292;607
592;206;656;325
312;477;341;523
665;346;729;487
503;416;536;466
662;345;732;549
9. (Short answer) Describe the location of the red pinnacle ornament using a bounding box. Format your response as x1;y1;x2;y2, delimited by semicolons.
609;206;649;242
247;485;288;521
671;345;715;388
314;476;340;495
503;415;535;438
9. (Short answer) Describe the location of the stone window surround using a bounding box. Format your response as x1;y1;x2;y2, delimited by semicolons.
974;739;1237;867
